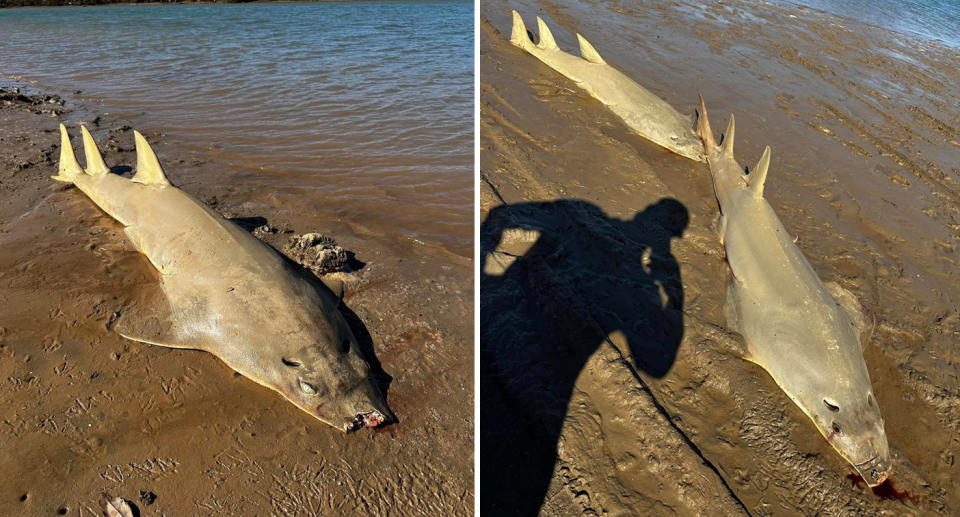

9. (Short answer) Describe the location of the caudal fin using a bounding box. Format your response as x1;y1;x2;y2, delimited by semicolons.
720;113;734;157
52;124;83;182
694;94;718;153
53;124;112;182
80;125;109;176
535;17;558;50
510;10;530;49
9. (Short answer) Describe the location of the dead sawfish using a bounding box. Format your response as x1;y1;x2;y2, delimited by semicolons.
54;125;393;432
694;98;890;486
509;10;704;162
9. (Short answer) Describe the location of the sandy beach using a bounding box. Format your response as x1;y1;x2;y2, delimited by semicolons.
0;84;473;515
481;0;960;515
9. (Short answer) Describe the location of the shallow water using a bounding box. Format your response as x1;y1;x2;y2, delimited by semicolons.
0;0;473;256
774;0;960;49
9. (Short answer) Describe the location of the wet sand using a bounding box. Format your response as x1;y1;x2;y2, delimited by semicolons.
481;0;960;515
0;88;472;515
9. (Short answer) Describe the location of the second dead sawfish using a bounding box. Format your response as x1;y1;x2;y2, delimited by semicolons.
694;96;891;486
509;10;704;162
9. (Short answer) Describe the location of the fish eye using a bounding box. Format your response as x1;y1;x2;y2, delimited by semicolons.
282;358;302;368
823;398;840;412
299;380;317;394
867;393;875;407
831;422;843;435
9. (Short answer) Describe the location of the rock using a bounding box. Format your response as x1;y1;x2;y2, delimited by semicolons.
139;490;157;505
252;224;276;238
283;233;348;275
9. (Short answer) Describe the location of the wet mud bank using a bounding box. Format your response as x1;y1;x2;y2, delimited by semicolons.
0;85;473;515
481;0;959;515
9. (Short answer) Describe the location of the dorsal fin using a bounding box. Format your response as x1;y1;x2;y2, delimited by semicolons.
535;17;558;50
52;124;83;182
510;10;530;48
132;131;171;186
80;125;109;176
576;33;605;64
721;114;735;156
750;146;771;197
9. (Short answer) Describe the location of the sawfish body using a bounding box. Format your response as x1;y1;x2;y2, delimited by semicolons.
694;98;890;486
509;11;704;162
54;125;392;432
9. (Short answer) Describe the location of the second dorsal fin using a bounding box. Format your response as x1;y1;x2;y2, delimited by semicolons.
576;33;605;64
132;131;171;186
536;17;558;50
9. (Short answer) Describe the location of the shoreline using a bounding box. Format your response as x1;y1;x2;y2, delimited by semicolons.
0;79;473;515
0;71;474;261
770;0;960;51
0;0;466;8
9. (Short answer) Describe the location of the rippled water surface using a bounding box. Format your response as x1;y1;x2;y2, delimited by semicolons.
775;0;960;49
0;1;473;256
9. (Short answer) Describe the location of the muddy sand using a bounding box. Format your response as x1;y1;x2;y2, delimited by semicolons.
481;0;960;515
0;86;472;515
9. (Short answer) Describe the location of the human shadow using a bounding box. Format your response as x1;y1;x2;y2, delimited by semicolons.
481;197;688;516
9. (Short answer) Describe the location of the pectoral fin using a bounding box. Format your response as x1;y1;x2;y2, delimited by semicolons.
711;212;727;245
320;273;347;304
113;314;193;349
720;270;755;361
724;271;743;335
109;291;202;351
824;281;873;346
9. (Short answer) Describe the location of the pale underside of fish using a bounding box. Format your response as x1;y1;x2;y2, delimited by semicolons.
694;97;891;486
509;10;705;162
54;124;393;433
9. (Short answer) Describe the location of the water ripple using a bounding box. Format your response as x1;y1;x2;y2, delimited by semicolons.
0;0;474;256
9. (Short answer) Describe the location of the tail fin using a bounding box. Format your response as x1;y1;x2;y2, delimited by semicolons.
509;10;530;49
80;125;109;176
720;114;734;157
535;17;558;50
694;94;718;154
52;124;83;183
